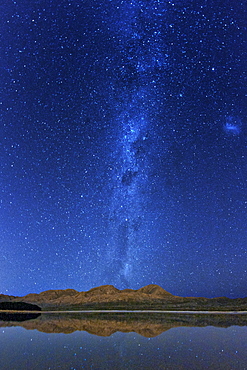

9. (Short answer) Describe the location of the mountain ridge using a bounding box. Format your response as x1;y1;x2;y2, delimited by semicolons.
0;284;246;311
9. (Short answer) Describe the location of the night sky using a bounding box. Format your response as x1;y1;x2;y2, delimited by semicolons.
1;0;247;298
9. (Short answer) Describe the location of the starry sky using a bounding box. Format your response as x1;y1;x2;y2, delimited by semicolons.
1;0;247;298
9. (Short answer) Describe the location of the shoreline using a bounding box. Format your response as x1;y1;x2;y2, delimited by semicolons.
1;310;247;314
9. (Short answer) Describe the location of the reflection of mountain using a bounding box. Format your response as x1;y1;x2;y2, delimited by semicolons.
0;313;246;337
0;312;41;322
0;284;246;311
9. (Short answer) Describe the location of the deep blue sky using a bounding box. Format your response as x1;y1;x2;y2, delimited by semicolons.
1;0;246;298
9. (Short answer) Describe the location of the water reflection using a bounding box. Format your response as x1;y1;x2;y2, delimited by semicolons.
0;312;41;322
0;312;246;336
0;313;246;369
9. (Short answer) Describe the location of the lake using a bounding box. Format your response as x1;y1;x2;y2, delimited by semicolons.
0;312;246;369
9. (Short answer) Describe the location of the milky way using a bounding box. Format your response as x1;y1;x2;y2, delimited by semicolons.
1;0;247;297
105;0;169;286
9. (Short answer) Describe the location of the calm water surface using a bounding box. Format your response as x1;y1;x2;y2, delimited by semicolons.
0;314;246;369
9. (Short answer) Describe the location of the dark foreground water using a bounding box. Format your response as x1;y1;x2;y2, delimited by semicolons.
0;313;246;369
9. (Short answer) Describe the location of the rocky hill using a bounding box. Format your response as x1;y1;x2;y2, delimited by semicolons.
0;284;246;311
0;284;175;309
0;302;41;311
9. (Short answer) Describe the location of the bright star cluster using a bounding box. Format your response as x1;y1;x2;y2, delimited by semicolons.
0;0;246;298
